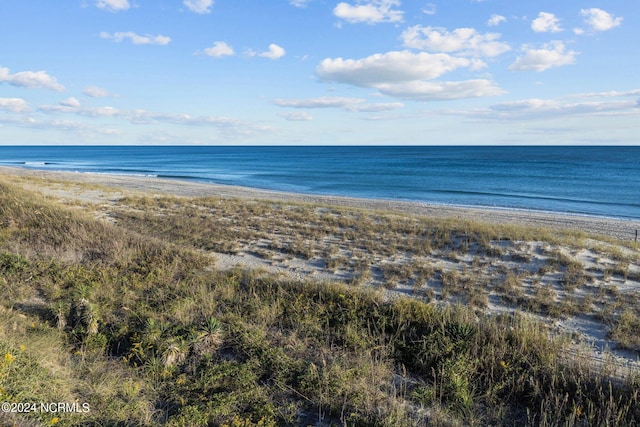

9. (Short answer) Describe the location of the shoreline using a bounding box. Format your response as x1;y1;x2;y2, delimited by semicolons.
3;165;640;241
9;165;640;221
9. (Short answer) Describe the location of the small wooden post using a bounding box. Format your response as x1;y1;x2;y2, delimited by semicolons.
636;229;638;244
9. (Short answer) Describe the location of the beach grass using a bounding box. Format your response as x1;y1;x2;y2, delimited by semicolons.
1;176;640;426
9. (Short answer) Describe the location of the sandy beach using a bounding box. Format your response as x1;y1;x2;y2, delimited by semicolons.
3;165;640;242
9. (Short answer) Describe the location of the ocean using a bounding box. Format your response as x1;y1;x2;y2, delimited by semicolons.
1;145;639;220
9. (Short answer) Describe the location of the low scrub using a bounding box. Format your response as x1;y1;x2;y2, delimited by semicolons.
1;180;640;426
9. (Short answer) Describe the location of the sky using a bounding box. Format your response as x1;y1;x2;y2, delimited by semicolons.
0;0;638;145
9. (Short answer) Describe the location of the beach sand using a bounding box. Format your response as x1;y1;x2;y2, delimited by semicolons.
3;166;640;242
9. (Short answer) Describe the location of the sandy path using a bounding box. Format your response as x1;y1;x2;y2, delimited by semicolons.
3;166;640;242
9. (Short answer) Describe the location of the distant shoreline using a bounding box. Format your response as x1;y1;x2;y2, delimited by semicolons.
2;145;639;221
3;165;640;241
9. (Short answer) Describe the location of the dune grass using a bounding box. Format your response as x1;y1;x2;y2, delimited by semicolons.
107;193;640;326
1;179;640;426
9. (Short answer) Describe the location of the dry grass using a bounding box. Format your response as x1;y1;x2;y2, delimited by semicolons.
14;175;640;348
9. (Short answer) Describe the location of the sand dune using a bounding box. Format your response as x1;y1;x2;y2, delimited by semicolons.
3;166;640;374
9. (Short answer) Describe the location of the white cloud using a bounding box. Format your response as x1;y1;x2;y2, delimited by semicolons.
289;0;311;7
279;112;313;121
0;116;35;128
262;44;286;59
82;106;119;117
37;103;276;137
250;44;286;59
488;98;638;119
127;112;277;136
401;26;510;57
95;0;129;12
60;97;81;107
100;32;171;45
317;51;480;86
316;51;472;87
487;14;506;27
83;86;111;98
273;96;404;112
580;8;622;32
348;102;404;112
273;96;362;109
203;41;235;57
375;79;505;101
183;0;214;14
422;3;436;15
0;114;121;136
40;104;119;117
316;51;503;101
0;66;65;92
509;41;576;72
491;98;560;113
443;90;640;121
572;89;640;98
531;12;562;33
333;0;403;24
0;97;30;113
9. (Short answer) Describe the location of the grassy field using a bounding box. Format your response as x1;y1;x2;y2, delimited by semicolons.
1;177;640;426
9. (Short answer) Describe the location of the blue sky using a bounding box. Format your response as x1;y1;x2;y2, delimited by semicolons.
0;0;638;145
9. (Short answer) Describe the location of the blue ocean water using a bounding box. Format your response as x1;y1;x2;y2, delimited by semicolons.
1;145;639;220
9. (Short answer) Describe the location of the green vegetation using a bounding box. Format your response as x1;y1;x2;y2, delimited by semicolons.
1;178;640;426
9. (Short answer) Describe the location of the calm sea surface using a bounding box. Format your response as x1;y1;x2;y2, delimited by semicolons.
1;146;639;220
